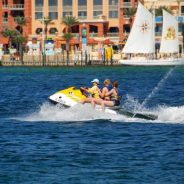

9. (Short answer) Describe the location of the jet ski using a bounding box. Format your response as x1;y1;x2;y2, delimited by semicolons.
49;87;158;120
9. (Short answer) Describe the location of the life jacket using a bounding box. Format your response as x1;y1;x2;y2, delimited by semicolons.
110;88;120;101
101;85;112;100
88;85;100;98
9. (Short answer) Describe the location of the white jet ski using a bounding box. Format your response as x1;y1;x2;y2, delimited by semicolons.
49;87;157;120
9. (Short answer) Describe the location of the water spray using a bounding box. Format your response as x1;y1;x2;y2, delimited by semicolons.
133;66;176;118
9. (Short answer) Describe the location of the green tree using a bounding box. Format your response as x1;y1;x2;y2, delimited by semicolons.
40;17;53;66
1;28;19;48
155;6;173;16
40;17;52;40
13;35;27;62
123;7;137;24
62;16;79;65
14;16;26;34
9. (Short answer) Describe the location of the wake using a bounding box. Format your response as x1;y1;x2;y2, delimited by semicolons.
15;101;184;124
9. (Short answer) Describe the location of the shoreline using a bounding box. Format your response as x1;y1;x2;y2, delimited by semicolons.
0;59;121;67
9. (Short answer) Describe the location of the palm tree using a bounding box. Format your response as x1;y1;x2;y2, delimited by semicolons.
62;16;79;65
123;7;137;25
40;17;52;66
1;28;19;48
13;35;27;62
14;16;26;34
155;6;173;16
40;17;52;40
14;16;27;62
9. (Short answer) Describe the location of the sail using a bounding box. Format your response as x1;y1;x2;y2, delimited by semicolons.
160;10;179;53
122;3;154;54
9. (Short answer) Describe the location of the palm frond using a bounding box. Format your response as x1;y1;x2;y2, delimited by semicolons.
40;17;52;25
155;6;173;16
14;16;26;26
13;35;27;44
62;16;79;29
63;33;74;41
1;29;19;38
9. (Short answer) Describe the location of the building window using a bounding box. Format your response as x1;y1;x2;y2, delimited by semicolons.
3;0;8;6
109;0;118;5
89;25;98;33
35;0;43;7
36;28;43;34
93;0;102;5
181;6;184;14
49;28;58;34
35;12;43;19
109;27;119;32
78;0;87;6
63;0;72;6
93;11;102;18
3;12;8;23
49;0;57;6
123;24;130;33
49;12;58;19
78;11;87;19
109;11;118;18
63;12;73;17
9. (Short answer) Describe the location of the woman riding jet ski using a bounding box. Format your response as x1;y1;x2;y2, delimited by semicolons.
48;80;157;120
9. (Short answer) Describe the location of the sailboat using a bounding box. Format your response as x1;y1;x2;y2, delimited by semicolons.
119;2;184;66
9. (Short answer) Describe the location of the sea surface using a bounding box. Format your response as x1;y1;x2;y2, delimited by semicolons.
0;66;184;184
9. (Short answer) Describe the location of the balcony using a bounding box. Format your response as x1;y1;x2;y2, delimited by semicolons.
107;33;119;37
109;5;118;10
9;4;24;10
35;7;43;12
89;33;98;37
122;2;132;8
63;5;72;11
72;33;80;39
78;16;87;20
49;6;58;12
2;4;9;9
93;5;102;11
78;6;87;11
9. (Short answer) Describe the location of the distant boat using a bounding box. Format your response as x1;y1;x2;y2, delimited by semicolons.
119;2;184;66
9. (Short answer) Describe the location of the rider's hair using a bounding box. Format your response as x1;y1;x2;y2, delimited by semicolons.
112;81;118;88
104;79;111;85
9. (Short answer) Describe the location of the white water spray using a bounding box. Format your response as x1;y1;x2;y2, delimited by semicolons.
133;67;176;117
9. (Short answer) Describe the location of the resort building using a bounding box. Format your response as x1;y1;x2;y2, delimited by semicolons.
29;0;140;50
0;0;184;52
0;0;32;47
0;0;140;51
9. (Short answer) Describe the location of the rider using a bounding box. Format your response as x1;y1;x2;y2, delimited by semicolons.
106;81;120;107
80;78;100;104
91;81;120;111
99;79;112;100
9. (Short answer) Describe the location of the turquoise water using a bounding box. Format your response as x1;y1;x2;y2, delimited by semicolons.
0;66;184;183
